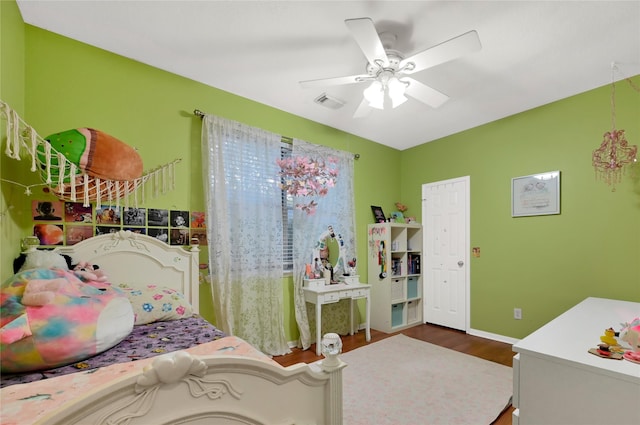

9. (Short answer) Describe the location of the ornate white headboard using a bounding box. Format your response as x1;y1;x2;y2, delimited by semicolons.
54;230;200;313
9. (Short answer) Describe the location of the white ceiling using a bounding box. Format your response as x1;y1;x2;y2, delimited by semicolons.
16;1;640;151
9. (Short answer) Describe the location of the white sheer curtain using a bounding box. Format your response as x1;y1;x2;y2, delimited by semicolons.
291;139;357;350
201;115;290;356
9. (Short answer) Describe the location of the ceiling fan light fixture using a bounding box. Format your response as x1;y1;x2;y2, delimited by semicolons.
388;77;408;108
364;81;384;109
301;19;482;118
391;93;408;109
387;77;405;97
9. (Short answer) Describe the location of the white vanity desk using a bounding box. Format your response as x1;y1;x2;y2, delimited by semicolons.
303;282;371;355
512;297;640;425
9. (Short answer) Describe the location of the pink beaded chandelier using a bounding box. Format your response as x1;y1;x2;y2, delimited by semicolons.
592;63;638;190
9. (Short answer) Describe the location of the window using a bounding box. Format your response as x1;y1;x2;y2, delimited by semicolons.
280;142;293;273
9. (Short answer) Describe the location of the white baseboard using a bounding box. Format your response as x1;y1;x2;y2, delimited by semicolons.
468;328;520;345
289;325;519;348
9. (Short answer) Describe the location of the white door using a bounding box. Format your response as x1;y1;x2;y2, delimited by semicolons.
422;176;469;331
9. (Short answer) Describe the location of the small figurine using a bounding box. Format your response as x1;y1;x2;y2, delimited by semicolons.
347;257;357;276
597;344;613;357
600;327;619;346
620;318;640;353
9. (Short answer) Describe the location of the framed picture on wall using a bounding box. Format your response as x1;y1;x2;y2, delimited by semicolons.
371;205;386;223
66;225;93;245
32;200;63;221
170;210;189;228
170;229;190;246
191;211;206;228
148;209;169;226
64;202;92;223
190;229;207;246
96;206;121;225
148;228;169;243
33;224;63;245
511;171;560;217
123;208;146;226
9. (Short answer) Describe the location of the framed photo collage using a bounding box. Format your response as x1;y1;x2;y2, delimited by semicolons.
31;200;207;247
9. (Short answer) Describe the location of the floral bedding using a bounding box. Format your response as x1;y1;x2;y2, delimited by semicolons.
0;335;271;425
0;315;226;388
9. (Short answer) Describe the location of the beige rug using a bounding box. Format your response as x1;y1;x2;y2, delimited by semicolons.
341;334;512;425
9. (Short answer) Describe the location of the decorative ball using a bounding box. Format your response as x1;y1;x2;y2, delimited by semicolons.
321;332;342;356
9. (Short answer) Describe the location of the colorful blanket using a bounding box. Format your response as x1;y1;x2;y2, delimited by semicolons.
1;268;133;374
1;315;225;388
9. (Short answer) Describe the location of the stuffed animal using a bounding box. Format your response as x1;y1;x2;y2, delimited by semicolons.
621;318;640;353
13;250;72;274
73;261;108;283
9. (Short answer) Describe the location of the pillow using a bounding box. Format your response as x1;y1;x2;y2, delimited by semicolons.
40;128;143;183
1;268;134;374
118;283;193;325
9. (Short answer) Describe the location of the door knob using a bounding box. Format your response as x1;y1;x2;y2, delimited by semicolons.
458;261;464;267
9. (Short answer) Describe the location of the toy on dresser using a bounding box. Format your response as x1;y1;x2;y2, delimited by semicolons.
600;327;618;346
620;318;640;364
588;327;624;359
588;321;640;362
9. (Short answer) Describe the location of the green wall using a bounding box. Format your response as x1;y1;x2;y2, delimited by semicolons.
0;13;400;341
1;2;638;343
401;77;640;338
0;0;27;279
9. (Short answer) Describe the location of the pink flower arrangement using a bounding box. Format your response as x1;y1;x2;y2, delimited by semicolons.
277;156;339;215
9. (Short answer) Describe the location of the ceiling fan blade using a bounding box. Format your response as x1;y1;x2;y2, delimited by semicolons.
400;30;481;74
345;18;389;66
353;97;372;118
404;77;449;109
299;74;370;89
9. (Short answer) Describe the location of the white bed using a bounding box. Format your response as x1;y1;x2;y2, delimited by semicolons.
1;230;346;425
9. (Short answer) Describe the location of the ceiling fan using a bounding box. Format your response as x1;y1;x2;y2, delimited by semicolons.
300;18;481;117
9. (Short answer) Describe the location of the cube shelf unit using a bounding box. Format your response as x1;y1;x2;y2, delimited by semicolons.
367;222;423;333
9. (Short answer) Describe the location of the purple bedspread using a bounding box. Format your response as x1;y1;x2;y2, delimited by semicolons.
0;315;226;388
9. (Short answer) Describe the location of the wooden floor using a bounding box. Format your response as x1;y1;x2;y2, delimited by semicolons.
273;323;515;425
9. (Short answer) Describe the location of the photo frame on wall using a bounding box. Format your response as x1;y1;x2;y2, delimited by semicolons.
33;224;63;245
148;209;169;226
170;210;189;228
32;200;63;221
371;205;386;223
123;207;146;226
66;225;93;245
512;171;560;217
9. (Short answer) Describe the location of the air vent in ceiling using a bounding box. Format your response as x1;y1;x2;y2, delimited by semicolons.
314;93;345;109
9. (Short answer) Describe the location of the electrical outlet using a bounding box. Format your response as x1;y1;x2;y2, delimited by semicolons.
514;308;522;320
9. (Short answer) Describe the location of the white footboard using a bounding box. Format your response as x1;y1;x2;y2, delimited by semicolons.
36;351;346;425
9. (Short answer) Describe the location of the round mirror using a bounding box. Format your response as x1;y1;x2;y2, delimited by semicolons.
313;225;345;277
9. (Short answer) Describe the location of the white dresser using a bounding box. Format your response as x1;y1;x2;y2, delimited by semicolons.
512;297;640;425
